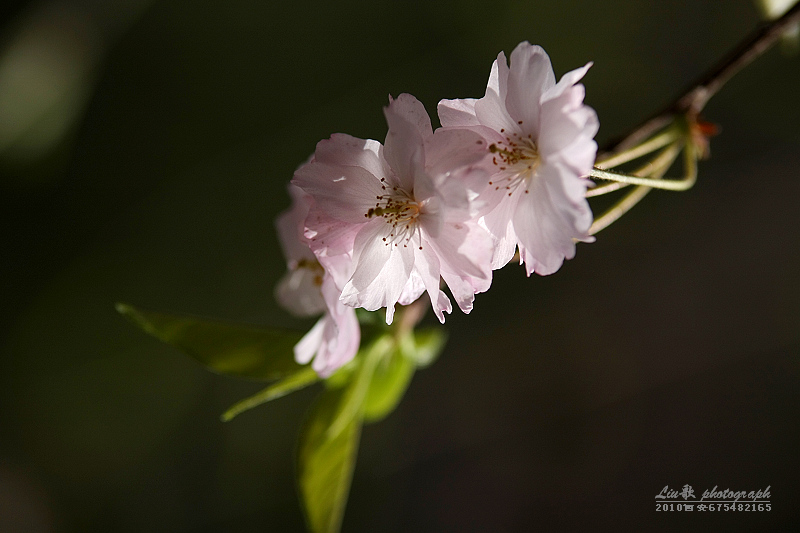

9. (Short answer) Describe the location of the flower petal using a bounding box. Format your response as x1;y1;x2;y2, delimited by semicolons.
506;42;555;135
437;97;480;127
294;318;325;365
423;219;492;313
514;162;592;276
474;52;516;133
398;269;426;306
425;127;491;192
275;267;326;317
314;133;386;179
541;62;592;104
293;159;382;224
311;276;361;377
275;184;315;264
304;210;361;259
426;219;493;282
340;218;415;324
383;94;431;192
538;72;598;164
479;190;521;270
414;243;453;323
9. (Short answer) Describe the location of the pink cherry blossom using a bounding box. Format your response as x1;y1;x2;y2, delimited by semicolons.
275;184;360;377
438;41;599;276
293;93;494;325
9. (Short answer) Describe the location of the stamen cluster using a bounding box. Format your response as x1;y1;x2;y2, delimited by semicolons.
366;185;424;249
488;131;541;194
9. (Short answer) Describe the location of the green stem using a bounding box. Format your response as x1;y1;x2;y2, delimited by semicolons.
594;127;680;169
587;141;683;198
590;151;695;192
589;142;694;235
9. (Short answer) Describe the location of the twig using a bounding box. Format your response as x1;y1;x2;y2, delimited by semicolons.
603;3;800;154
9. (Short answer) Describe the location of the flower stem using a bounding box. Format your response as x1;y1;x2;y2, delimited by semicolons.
589;141;696;235
587;141;683;197
396;297;429;338
594;127;680;170
589;164;694;191
589;183;655;236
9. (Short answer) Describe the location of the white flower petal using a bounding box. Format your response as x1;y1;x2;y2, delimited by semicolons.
506;42;555;134
309;277;361;377
474;52;516;133
294;318;325;365
514;163;592;276
292;269;361;376
538;76;598;162
541;62;592;104
414;243;452;323
437;97;480;127
341;219;415;323
425;127;490;194
304;210;361;259
345;218;395;294
480;190;521;270
440;270;486;314
383;94;431;192
275;184;315;264
293;160;382;224
311;307;360;378
314;133;385;178
398;269;426;306
275;268;326;317
426;219;492;281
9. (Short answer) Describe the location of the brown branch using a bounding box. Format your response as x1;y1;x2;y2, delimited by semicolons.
603;3;800;154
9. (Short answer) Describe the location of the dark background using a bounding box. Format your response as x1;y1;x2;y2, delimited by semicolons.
1;0;798;531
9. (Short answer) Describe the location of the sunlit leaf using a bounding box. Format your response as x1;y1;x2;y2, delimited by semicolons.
221;366;319;421
116;303;306;381
405;328;447;368
326;335;392;439
322;324;385;391
297;386;362;533
362;345;414;423
324;358;358;390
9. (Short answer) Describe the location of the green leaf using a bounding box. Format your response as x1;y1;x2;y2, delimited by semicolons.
406;328;448;368
116;303;306;381
323;359;357;390
297;386;362;533
359;328;446;423
326;335;392;440
362;345;415;423
221;366;319;421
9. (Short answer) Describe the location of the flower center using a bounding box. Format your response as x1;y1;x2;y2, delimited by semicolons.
364;180;423;249
488;131;541;196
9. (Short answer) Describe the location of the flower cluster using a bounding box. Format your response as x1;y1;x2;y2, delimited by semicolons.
275;42;598;376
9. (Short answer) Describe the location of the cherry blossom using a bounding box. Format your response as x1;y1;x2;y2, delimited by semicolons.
293;94;494;325
275;184;360;377
438;41;599;276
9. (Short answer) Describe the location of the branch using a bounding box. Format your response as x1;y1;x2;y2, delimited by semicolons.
603;3;800;154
